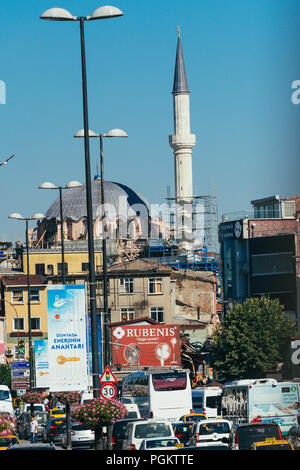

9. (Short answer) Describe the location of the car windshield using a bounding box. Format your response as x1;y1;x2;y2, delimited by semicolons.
135;423;171;439
238;425;281;448
145;439;178;449
52;409;64;415
198;422;230;435
175;424;192;434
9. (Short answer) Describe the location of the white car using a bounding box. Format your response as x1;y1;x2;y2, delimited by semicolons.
61;422;95;449
122;419;175;450
188;419;231;447
139;437;182;450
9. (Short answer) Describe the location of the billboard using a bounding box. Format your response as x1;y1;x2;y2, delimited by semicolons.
47;284;89;392
34;340;49;389
111;324;181;369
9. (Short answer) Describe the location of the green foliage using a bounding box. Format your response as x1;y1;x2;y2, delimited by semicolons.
0;365;11;388
212;297;296;381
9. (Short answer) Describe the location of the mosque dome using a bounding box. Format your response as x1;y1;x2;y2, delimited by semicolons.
45;178;151;222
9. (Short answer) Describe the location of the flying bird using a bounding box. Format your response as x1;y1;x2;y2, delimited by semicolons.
0;154;15;167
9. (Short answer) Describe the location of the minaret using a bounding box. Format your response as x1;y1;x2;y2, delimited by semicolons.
169;27;196;253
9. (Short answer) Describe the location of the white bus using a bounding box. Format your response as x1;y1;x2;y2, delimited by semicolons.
192;386;223;418
221;378;300;435
121;369;192;422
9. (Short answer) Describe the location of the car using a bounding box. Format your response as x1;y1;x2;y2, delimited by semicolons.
229;422;284;450
123;403;141;419
42;417;66;444
7;443;56;451
122;419;176;450
183;442;230;450
179;413;207;423
111;418;146;450
250;438;294;450
16;411;49;440
139;437;182;450
49;408;66;419
60;421;95;449
287;425;300;449
19;403;46;415
188;419;231;447
172;421;193;446
0;435;20;450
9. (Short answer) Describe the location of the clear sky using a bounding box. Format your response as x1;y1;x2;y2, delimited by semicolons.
0;0;299;243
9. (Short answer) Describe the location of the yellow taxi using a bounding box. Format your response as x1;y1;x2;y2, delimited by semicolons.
179;413;207;423
251;438;294;450
0;435;20;450
49;408;66;419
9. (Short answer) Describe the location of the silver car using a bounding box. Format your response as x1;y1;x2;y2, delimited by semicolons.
61;422;95;449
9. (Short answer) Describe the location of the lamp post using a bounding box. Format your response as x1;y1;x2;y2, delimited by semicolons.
40;5;124;400
74;128;128;367
8;212;45;390
38;181;83;284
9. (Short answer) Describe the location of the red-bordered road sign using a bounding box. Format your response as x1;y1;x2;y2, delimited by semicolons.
100;383;117;400
99;365;118;383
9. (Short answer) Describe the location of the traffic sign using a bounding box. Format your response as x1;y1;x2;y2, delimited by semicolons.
99;365;117;384
100;383;117;400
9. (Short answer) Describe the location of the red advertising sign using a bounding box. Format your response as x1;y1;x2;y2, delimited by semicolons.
111;324;181;369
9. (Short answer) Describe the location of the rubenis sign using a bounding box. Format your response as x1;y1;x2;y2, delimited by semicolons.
111;325;181;368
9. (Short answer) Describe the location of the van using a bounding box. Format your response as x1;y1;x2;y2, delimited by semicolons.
80;391;94;405
0;385;14;417
192;386;222;418
229;422;283;450
124;403;141;419
19;403;46;415
188;418;231;447
122;419;175;450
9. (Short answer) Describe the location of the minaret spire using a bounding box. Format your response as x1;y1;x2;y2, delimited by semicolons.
169;29;196;254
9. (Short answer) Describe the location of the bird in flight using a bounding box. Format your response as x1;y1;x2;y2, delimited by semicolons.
0;154;15;167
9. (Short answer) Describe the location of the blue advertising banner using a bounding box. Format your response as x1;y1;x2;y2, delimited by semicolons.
34;340;49;389
47;284;89;392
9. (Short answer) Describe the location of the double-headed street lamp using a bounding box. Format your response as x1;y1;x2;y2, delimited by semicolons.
74;128;128;367
40;5;124;399
38;181;83;284
8;212;45;390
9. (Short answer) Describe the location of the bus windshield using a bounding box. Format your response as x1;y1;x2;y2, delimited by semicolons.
0;391;10;401
152;373;187;391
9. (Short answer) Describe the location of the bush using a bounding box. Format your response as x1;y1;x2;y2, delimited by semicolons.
0;413;16;436
72;398;127;427
54;391;81;406
21;391;44;404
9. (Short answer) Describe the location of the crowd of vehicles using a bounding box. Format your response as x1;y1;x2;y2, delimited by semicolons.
1;369;300;450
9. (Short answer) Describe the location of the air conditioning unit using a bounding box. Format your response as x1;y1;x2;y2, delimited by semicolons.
281;200;296;219
5;348;13;356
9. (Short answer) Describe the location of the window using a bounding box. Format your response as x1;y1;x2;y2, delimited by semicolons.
31;317;41;331
119;278;134;294
11;289;24;303
35;264;45;275
57;263;68;276
82;262;89;272
148;278;163;294
150;307;164;323
30;289;40;302
13;317;25;332
47;265;54;275
120;308;135;322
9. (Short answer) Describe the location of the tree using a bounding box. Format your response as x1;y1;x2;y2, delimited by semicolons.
212;297;296;381
0;365;11;389
72;398;127;450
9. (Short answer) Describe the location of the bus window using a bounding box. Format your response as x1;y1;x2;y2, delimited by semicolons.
152;373;187;391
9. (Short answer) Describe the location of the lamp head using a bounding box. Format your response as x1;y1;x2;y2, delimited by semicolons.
73;129;98;138
87;5;123;21
38;182;58;190
103;128;128;138
8;213;24;220
40;8;77;21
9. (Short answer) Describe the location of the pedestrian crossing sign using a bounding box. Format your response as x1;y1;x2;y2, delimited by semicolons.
99;365;117;383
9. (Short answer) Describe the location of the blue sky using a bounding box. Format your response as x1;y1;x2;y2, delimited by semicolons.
0;0;299;242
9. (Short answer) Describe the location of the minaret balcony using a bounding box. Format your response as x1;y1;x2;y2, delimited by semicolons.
169;134;196;150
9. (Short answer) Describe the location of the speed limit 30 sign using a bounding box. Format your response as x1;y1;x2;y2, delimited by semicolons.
100;383;117;400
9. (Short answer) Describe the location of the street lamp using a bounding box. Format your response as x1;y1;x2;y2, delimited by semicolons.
38;181;83;283
8;212;45;390
74;128;128;367
40;5;124;400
